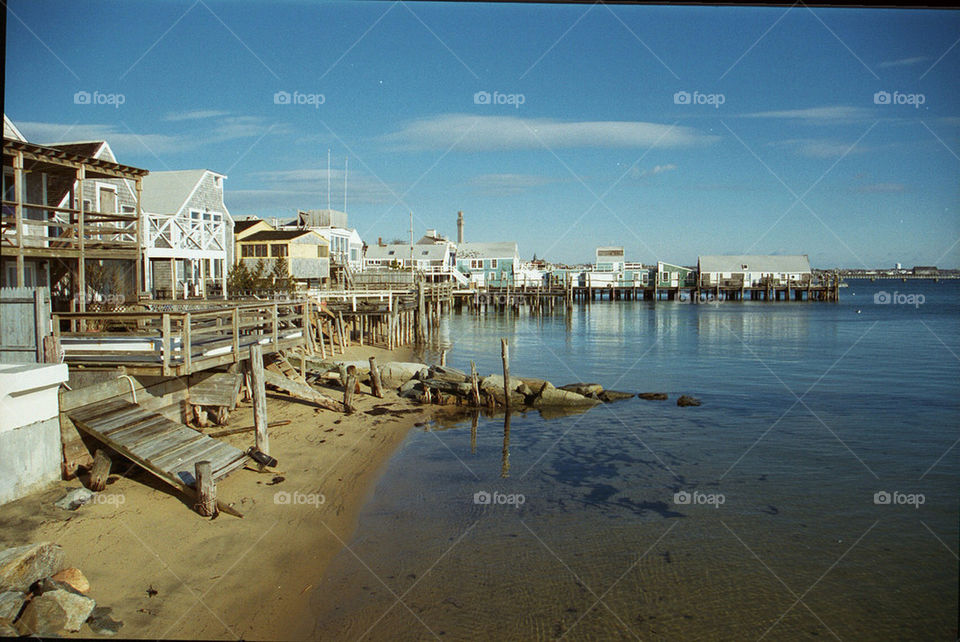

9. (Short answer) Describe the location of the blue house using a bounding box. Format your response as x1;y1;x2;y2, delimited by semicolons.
455;241;520;287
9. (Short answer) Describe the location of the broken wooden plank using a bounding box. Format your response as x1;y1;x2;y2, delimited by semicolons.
262;369;346;413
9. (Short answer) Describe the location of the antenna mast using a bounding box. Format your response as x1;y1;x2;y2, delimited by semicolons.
343;157;348;214
326;149;331;211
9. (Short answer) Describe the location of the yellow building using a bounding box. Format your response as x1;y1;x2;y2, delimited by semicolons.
237;229;330;285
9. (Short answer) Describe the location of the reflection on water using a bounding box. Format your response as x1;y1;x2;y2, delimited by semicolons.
303;281;959;640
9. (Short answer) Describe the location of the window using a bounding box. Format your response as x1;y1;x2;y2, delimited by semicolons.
490;259;498;269
422;250;429;256
271;244;287;257
122;205;135;214
214;259;222;279
741;264;749;270
470;259;482;269
663;271;671;281
242;243;268;257
387;250;395;256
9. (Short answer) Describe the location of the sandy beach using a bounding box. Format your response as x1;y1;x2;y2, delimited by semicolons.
0;345;468;640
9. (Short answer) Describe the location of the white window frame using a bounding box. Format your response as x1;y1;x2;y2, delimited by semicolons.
490;258;498;269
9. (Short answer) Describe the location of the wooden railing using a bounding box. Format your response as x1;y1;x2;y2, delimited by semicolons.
52;299;311;375
1;201;138;252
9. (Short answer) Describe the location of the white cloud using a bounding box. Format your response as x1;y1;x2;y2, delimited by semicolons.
16;121;183;155
163;109;231;121
384;114;719;152
768;138;873;159
876;56;930;69
467;173;558;195
242;167;397;205
743;106;873;122
629;163;677;179
855;182;906;193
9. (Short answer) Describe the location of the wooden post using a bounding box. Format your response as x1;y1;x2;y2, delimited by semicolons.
33;289;45;363
338;363;349;389
249;344;269;455
416;280;426;344
470;360;481;407
272;303;279;349
232;307;240;362
501;338;510;411
194;460;216;517
344;368;357;413
501;411;511;478
183;312;192;373
88;449;111;492
161;313;171;376
369;356;384;398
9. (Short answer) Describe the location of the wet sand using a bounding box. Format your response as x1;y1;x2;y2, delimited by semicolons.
0;345;465;640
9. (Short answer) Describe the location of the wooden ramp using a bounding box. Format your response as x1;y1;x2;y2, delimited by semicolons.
67;399;250;489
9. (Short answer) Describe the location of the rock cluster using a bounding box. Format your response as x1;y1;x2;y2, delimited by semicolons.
0;542;122;637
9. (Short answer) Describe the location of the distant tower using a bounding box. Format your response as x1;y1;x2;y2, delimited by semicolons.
457;210;464;244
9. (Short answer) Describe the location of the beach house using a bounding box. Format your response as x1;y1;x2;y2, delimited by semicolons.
698;255;812;288
237;228;330;287
290;209;364;284
657;261;697;288
2;115;148;308
140;170;234;298
454;241;520;287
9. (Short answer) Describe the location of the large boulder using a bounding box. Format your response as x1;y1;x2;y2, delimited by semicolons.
479;375;527;406
532;387;600;408
677;395;701;407
379;362;428;388
559;383;604;396
0;543;65;593
17;587;94;633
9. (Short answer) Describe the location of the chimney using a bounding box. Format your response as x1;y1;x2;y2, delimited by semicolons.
378;237;384;247
457;210;464;244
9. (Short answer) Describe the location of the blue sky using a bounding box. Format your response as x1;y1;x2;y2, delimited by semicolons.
5;1;959;267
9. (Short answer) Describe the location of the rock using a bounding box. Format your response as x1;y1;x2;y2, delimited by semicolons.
55;487;94;511
638;392;668;401
516;383;533;398
599;390;635;402
0;591;25;622
677;395;701;407
416;367;430;381
428;366;469;383
398;379;423;400
558;383;604;396
379;362;428;388
0;621;18;637
517;377;554;391
14;593;66;636
532;387;601;408
50;568;89;594
480;375;523;394
28;588;95;632
86;606;123;636
0;543;65;593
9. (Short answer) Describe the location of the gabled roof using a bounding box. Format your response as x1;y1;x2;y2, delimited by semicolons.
3;115;26;142
47;141;106;158
241;229;327;242
141;169;224;215
365;243;449;261
699;255;811;273
234;218;269;234
455;241;518;259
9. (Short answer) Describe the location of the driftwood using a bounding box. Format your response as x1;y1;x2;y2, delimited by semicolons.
262;369;347;413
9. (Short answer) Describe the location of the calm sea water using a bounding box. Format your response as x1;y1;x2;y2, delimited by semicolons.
300;280;959;640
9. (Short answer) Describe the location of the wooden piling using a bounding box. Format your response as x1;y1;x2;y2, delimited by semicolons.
369;356;384;398
88;449;111;492
344;369;357;413
501;338;511;411
249;344;269;456
470;360;481;407
195;460;216;517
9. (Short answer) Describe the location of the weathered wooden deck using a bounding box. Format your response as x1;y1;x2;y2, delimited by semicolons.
53;299;312;376
67;398;249;488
